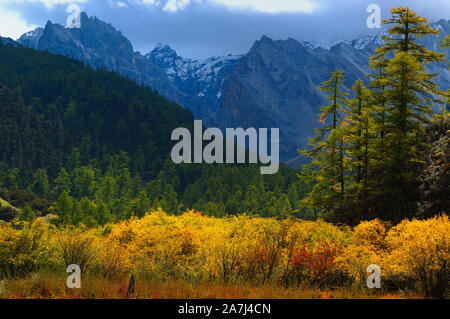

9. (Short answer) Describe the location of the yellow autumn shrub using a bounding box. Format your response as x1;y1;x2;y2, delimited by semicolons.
384;215;450;297
353;219;388;249
335;244;384;285
0;219;57;277
334;220;388;286
93;239;132;279
0;209;448;298
57;227;97;273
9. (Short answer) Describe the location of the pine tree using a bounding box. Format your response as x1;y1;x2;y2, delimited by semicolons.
80;197;95;219
345;80;375;220
369;55;389;160
31;168;50;197
95;199;112;225
314;69;349;139
20;206;36;222
128;191;151;218
302;70;349;215
53;168;72;198
99;175;118;205
369;7;446;220
441;35;450;107
67;147;81;172
71;199;82;225
54;191;73;224
73;166;96;198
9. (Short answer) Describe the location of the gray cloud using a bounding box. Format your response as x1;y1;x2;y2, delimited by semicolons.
3;0;450;59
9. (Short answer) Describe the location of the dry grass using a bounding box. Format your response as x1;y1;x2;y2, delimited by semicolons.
0;272;422;299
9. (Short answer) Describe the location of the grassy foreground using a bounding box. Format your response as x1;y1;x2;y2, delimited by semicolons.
0;273;422;299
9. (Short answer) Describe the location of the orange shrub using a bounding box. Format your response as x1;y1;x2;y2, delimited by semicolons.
291;241;341;287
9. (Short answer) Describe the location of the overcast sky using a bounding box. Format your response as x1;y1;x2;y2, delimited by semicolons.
0;0;449;59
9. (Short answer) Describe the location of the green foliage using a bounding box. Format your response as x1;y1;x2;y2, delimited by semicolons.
301;7;448;223
301;70;349;216
53;191;74;225
31;169;50;198
19;206;37;222
0;42;193;185
0;42;311;223
367;7;446;221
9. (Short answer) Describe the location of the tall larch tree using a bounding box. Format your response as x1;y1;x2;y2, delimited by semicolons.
370;7;446;220
345;80;374;221
301;70;349;216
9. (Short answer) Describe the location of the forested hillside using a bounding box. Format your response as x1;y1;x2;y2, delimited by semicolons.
0;43;193;178
0;42;308;225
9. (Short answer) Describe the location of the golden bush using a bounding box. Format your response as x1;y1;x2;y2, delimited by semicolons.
0;219;57;277
353;219;388;249
384;215;450;297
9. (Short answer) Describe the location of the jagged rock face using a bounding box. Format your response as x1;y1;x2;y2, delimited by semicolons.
18;15;449;162
17;28;43;49
216;36;374;161
216;21;450;161
147;44;240;123
418;115;450;218
422;20;450;91
16;13;236;123
18;13;190;110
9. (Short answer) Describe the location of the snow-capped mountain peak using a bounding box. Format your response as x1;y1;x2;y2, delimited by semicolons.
147;44;241;83
146;44;241;120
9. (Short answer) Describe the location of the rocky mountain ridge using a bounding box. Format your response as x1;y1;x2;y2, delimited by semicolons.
17;14;450;161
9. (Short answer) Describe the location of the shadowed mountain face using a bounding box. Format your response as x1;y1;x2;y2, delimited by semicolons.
0;37;17;46
216;36;375;161
217;20;450;161
17;13;210;119
19;15;450;162
38;14;176;98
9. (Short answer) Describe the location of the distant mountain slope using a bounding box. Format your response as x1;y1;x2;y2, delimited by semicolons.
217;20;450;161
147;44;240;122
17;13;230;123
0;36;17;46
17;28;43;48
215;35;374;160
19;13;185;103
19;15;450;161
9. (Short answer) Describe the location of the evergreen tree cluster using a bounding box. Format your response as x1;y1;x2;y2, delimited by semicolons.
0;41;310;224
302;8;449;224
0;43;193;184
